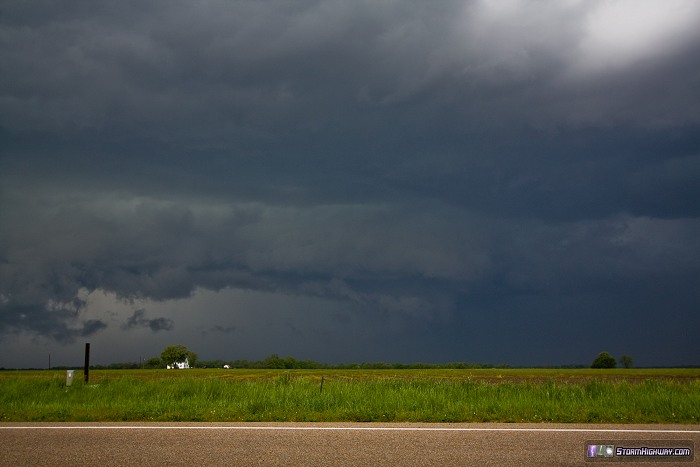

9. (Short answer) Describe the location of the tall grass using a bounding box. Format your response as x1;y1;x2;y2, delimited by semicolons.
1;371;698;423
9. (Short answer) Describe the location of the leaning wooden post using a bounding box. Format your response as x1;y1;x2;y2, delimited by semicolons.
84;342;90;383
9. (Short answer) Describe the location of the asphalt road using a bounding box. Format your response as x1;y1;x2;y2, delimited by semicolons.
1;423;698;466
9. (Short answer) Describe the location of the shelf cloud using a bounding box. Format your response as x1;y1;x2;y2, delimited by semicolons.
1;0;699;367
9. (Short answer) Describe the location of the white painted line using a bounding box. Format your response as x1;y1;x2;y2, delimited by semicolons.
1;426;699;433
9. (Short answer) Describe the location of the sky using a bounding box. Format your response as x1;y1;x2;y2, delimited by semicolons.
1;0;699;368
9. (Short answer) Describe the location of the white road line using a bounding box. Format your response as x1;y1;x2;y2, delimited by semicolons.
1;426;699;433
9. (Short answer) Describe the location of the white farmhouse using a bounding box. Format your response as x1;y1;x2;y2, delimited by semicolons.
166;357;190;369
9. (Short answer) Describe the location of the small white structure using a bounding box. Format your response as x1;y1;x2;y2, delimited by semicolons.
223;364;230;369
167;358;190;369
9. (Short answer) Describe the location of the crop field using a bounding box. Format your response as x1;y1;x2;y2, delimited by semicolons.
1;369;698;423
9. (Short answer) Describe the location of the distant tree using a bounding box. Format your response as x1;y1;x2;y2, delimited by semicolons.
262;354;285;369
591;352;616;369
160;344;197;368
143;357;162;369
620;355;633;369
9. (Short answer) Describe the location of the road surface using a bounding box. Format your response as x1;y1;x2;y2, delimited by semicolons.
1;423;697;466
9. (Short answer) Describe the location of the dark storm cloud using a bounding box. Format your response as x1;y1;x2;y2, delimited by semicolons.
1;0;699;365
4;0;698;135
0;298;106;344
3;1;698;215
208;325;236;335
122;309;174;333
0;190;490;309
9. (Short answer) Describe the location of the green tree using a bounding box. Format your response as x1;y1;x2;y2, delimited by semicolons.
160;344;197;368
263;354;285;369
620;355;633;369
142;357;162;369
591;351;616;369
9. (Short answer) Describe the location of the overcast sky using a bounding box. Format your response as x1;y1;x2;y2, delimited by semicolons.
2;0;699;368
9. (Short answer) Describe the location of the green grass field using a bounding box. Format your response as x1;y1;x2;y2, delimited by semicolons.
1;369;698;423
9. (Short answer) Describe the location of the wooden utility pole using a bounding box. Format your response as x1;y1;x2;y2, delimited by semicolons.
84;343;90;383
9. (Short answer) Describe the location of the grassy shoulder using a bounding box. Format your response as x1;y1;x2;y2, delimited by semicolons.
1;369;698;423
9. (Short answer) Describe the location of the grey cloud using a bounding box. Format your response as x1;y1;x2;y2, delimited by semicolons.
626;152;700;218
1;0;699;366
3;1;698;138
3;186;698;338
80;319;108;336
209;325;236;335
122;309;174;333
0;191;489;312
0;296;106;344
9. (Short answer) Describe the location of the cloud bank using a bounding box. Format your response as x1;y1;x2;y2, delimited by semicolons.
1;0;699;367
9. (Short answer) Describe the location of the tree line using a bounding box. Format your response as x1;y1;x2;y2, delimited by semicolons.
97;348;591;370
14;346;637;370
97;357;537;370
134;346;635;370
